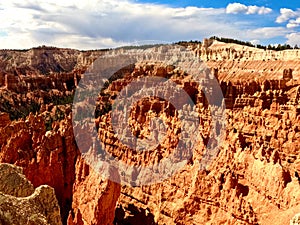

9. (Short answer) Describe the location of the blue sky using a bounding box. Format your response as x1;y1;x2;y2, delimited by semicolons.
137;0;296;10
0;0;299;49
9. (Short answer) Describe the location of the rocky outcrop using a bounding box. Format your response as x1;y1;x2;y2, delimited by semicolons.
0;106;120;225
291;214;300;225
0;112;10;127
67;157;121;225
0;163;62;225
0;163;34;197
0;111;78;222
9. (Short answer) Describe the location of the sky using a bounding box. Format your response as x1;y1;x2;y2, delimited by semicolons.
0;0;299;50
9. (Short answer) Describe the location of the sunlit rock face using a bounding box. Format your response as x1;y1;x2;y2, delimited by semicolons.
1;42;300;225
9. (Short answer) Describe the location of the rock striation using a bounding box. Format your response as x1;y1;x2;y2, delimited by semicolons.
195;39;300;81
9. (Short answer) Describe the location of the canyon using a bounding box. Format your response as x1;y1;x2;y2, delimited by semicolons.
0;39;300;224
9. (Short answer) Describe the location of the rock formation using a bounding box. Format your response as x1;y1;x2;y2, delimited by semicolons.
1;42;300;225
0;107;120;224
68;157;121;225
0;163;62;225
195;39;300;81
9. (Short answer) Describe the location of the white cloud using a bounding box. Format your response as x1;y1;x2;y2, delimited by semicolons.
0;0;236;49
0;0;293;50
226;3;272;15
246;27;290;39
250;39;260;45
286;32;300;46
276;8;300;29
287;18;300;28
276;8;298;23
226;3;247;14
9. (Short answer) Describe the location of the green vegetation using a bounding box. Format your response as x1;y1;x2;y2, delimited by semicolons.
116;43;167;50
266;43;293;51
0;92;40;120
44;93;74;105
44;106;65;131
80;48;111;52
0;90;74;121
175;40;202;47
210;36;260;48
210;36;296;51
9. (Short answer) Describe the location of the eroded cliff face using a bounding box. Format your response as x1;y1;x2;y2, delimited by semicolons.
0;110;77;221
0;46;121;225
93;57;300;224
0;109;120;225
195;39;300;81
1;43;300;225
0;47;104;75
68;157;121;225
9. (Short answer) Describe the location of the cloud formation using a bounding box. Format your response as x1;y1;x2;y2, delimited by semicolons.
276;8;300;29
226;3;272;15
286;32;300;46
247;27;290;39
0;0;297;49
0;0;234;49
276;8;298;23
287;18;300;29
